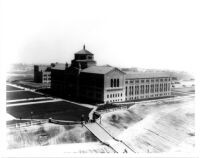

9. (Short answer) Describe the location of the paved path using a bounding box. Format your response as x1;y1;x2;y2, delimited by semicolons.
61;99;94;109
7;98;62;107
7;83;30;91
85;123;112;141
88;106;98;120
84;122;135;153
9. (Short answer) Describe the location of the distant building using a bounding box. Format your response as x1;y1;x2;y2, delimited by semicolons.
51;45;172;103
34;65;51;84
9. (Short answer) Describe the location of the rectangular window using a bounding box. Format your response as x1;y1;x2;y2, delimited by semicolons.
111;79;113;87
165;83;167;91
168;83;170;91
145;85;149;93
117;79;120;87
155;84;159;92
160;84;163;92
140;85;144;94
135;86;139;95
151;84;154;93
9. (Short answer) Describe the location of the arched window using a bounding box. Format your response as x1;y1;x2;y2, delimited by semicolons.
111;79;113;87
117;79;119;87
114;79;116;87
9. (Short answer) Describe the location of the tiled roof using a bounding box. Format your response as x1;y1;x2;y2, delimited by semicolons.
75;49;93;55
125;72;171;79
51;63;66;70
75;45;93;55
81;66;117;74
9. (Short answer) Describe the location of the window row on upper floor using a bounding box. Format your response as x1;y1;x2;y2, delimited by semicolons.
125;78;171;84
43;74;51;77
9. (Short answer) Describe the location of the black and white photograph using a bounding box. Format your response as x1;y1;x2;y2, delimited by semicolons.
0;0;200;157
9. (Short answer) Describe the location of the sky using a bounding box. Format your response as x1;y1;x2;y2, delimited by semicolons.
1;0;201;73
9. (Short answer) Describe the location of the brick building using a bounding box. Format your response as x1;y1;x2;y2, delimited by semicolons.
51;45;172;103
34;65;51;84
80;66;126;103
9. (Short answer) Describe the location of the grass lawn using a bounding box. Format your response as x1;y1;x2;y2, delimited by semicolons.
7;91;45;100
6;85;22;91
7;101;92;121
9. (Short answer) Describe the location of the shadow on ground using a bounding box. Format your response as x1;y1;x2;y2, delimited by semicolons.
7;101;92;121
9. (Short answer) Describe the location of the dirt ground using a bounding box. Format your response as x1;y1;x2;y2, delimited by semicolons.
7;96;195;153
101;96;195;153
7;123;98;149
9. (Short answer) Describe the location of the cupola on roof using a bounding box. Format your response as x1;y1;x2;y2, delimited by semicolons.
75;45;93;55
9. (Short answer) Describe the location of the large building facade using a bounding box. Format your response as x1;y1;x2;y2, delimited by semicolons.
51;45;172;103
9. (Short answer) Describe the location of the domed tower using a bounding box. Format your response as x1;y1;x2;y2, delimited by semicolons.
71;45;96;69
